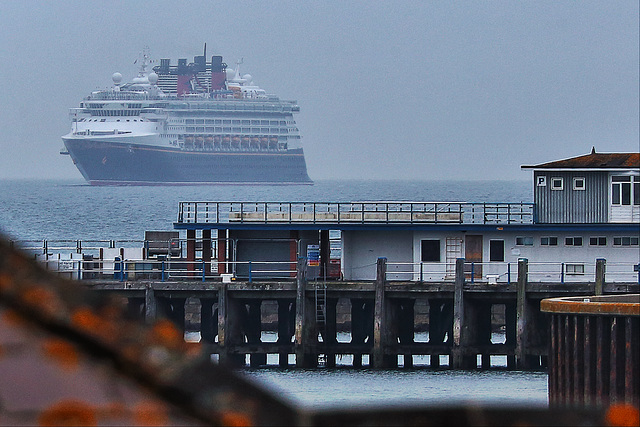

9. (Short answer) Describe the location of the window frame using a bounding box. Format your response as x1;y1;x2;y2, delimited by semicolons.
421;239;441;262
572;177;585;191
551;177;564;191
489;240;505;262
515;236;534;246
589;237;607;246
565;236;583;247
565;264;585;275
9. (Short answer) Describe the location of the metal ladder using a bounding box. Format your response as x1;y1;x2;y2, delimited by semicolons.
314;276;327;365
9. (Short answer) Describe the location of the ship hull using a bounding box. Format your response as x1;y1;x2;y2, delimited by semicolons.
63;139;312;185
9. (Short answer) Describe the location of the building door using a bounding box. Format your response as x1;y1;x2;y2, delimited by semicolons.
465;235;483;279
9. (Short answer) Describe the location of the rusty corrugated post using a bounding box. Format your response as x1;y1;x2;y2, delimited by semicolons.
542;294;640;409
595;258;606;296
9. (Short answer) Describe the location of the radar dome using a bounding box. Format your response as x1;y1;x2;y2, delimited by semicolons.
112;72;123;85
242;74;252;83
148;72;158;84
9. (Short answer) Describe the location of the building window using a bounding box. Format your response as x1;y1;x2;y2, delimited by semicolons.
611;175;640;205
613;237;639;246
541;236;558;246
573;177;585;191
489;240;504;262
421;240;441;262
589;237;607;246
551;177;563;190
565;264;585;275
565;237;583;246
516;236;533;246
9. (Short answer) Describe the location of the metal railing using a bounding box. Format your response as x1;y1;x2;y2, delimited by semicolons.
384;261;640;284
177;201;535;225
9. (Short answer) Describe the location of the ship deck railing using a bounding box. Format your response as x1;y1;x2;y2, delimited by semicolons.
176;201;535;225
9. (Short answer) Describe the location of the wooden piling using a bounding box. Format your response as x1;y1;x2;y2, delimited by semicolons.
295;258;317;367
595;258;606;296
451;258;466;369
144;284;156;324
373;257;387;369
516;258;528;369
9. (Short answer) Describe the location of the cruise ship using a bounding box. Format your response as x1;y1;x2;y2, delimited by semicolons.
61;48;312;185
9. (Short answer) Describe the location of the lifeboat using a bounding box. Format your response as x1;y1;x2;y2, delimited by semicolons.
195;136;204;147
185;136;194;145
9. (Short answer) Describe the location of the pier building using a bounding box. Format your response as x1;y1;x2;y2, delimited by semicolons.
12;150;640;370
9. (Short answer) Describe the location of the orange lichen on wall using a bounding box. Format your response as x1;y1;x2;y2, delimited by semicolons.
605;403;640;427
42;338;80;370
149;319;184;351
38;399;97;426
133;401;170;426
19;285;63;318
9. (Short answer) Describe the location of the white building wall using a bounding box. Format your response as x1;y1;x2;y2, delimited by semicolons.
342;230;413;280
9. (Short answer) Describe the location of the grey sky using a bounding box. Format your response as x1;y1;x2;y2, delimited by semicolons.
0;1;637;181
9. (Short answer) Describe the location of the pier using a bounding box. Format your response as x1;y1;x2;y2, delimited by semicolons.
79;256;637;370
11;197;639;370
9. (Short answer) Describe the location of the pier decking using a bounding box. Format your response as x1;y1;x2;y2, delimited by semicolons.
82;257;638;370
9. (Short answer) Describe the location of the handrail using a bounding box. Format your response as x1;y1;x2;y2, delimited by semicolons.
176;201;535;225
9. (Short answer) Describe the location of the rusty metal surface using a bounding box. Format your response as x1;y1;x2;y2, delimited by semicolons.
522;152;640;169
547;310;639;410
541;294;640;316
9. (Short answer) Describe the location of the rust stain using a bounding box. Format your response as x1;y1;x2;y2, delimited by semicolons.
523;152;640;169
541;296;640;316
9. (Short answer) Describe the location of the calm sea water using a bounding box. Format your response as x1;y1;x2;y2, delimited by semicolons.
0;178;546;408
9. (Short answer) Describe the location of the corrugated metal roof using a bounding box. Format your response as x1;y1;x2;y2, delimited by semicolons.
522;150;640;169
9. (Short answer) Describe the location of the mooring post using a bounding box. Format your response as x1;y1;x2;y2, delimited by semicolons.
373;257;388;369
595;258;606;296
144;284;156;325
295;257;316;367
516;258;529;369
451;258;466;369
217;282;243;366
